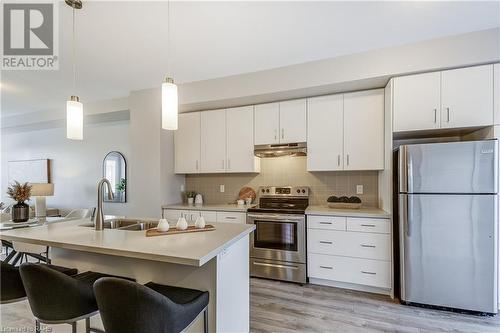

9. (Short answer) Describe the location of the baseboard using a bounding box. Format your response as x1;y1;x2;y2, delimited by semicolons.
308;277;392;296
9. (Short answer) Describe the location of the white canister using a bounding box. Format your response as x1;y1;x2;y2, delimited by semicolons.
157;218;170;232
176;216;188;230
195;216;206;229
237;199;245;206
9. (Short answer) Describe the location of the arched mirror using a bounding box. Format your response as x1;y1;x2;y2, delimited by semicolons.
102;151;126;203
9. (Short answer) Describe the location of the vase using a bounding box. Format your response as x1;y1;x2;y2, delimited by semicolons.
187;197;194;205
12;201;29;222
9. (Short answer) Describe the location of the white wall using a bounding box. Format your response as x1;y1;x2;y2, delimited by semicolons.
1;122;130;216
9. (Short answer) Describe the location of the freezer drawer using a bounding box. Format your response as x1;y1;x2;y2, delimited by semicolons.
399;194;498;313
400;140;497;194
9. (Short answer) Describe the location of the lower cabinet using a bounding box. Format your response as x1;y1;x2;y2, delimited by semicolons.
307;215;392;294
162;208;245;224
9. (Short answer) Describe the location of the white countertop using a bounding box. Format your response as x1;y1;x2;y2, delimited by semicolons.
306;205;391;218
162;203;255;212
0;218;255;267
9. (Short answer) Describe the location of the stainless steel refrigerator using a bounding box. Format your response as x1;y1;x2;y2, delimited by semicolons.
398;140;498;314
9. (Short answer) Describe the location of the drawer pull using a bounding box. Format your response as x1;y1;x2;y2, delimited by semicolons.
361;224;376;227
225;217;237;220
320;266;333;270
360;244;376;248
319;241;333;244
319;222;332;225
361;271;377;275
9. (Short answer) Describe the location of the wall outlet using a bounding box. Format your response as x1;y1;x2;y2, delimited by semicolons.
180;184;185;192
219;184;225;193
356;185;364;195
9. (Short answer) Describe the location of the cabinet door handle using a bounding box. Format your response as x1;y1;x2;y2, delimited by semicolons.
337;155;341;166
320;266;333;270
319;222;332;225
196;160;199;170
228;159;230;170
274;129;277;140
361;224;375;227
222;159;225;169
446;107;450;122
361;244;376;248
433;108;437;123
346;154;350;166
319;241;333;244
281;128;284;139
361;271;377;275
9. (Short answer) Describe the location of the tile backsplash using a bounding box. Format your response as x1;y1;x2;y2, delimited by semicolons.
185;157;379;207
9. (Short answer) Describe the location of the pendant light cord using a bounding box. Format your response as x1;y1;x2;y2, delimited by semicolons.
167;0;170;77
72;7;76;92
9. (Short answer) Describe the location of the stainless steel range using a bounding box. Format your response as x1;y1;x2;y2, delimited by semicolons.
247;186;309;284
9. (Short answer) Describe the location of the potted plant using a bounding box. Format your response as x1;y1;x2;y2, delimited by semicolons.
7;181;32;222
185;191;196;206
115;178;126;201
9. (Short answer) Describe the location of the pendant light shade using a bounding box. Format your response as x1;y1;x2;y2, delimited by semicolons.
67;96;83;140
162;77;178;130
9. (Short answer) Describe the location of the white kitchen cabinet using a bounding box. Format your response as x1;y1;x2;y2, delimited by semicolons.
279;99;307;143
162;209;188;221
216;212;246;224
495;63;499;125
174;112;200;174
441;65;494;128
226;106;259;173
344;89;384;171
307;94;344;171
188;210;217;223
201;109;226;173
254;103;280;145
162;208;240;224
393;72;441;132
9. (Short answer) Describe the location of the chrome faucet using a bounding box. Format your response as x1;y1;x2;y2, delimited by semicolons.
95;178;114;231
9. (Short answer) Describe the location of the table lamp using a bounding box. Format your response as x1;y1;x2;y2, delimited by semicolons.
30;183;54;218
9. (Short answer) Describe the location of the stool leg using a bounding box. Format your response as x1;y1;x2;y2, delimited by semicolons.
35;319;41;333
85;317;91;333
204;307;208;333
71;322;77;333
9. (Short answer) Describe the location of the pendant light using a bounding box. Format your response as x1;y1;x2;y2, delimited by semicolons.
162;0;178;130
66;0;83;140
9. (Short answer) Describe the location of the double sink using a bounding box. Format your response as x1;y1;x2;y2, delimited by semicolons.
79;218;159;231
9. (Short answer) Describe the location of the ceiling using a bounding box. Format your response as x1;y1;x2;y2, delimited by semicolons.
1;1;499;116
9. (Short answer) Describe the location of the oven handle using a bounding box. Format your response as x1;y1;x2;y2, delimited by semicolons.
247;214;305;221
252;261;300;270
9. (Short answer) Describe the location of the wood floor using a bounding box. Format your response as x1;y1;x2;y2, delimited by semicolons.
1;277;499;332
250;278;500;333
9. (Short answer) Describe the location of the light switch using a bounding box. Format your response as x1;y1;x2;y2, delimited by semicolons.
356;185;364;195
220;184;225;193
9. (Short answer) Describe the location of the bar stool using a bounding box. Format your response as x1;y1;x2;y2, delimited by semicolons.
94;277;209;333
19;263;132;333
0;261;77;304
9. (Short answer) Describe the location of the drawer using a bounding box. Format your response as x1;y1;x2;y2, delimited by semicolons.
308;253;391;289
187;210;217;223
308;215;346;231
162;209;187;222
216;212;246;224
347;217;390;234
308;229;391;261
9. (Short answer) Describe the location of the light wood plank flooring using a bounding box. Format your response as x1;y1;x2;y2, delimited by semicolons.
250;278;500;333
2;278;499;332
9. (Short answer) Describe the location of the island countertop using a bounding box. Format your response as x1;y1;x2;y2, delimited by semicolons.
0;219;255;267
306;205;391;218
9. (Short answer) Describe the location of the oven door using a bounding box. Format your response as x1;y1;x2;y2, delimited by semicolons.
247;213;306;263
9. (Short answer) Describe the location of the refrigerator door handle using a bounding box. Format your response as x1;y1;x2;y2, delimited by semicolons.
399;146;409;193
399;194;408;300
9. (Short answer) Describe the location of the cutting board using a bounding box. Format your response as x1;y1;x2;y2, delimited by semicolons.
146;225;215;237
238;186;256;202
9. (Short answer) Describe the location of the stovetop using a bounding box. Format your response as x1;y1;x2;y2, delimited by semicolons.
247;186;310;215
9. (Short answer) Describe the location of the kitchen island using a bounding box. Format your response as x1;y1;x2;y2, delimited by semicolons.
0;218;255;333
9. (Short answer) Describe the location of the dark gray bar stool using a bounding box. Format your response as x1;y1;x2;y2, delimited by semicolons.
19;263;132;333
94;277;209;333
0;261;77;304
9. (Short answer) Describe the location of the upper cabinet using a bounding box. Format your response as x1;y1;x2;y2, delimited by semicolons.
254;99;307;145
393;72;441;132
495;63;499;125
226;106;259;173
307;94;344;171
254;103;280;145
393;65;494;132
343;90;384;171
307;89;384;172
194;106;259;174
201;109;226;173
174;112;201;174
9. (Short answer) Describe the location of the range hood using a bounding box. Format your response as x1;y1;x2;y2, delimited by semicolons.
254;142;307;158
